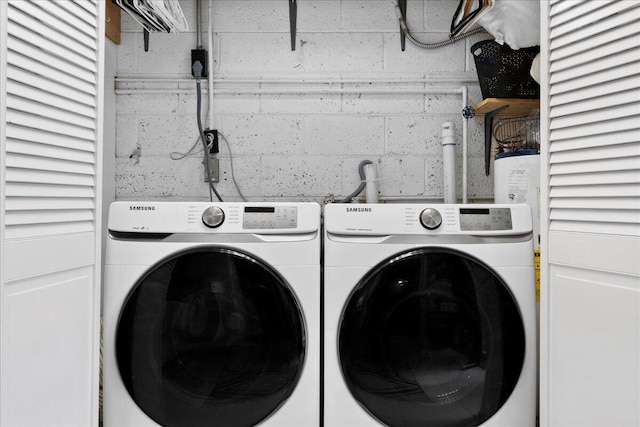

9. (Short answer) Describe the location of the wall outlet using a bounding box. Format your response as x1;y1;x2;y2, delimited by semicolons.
203;157;219;182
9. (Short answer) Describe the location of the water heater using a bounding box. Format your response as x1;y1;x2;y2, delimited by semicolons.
494;149;540;248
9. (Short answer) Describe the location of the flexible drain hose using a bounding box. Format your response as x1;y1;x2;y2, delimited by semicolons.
339;160;374;203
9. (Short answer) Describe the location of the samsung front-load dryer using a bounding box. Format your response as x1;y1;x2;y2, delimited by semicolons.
104;202;321;427
323;204;536;427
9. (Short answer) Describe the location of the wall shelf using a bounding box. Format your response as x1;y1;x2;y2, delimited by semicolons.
474;98;540;116
473;98;540;177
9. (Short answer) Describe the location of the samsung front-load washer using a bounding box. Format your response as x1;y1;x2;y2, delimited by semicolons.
103;202;321;427
323;203;536;427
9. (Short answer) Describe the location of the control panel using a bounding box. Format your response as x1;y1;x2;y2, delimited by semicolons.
459;207;512;231
324;204;528;236
242;206;298;230
108;202;319;235
417;207;513;231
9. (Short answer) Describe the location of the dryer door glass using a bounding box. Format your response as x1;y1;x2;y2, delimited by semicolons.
116;248;305;427
339;248;526;427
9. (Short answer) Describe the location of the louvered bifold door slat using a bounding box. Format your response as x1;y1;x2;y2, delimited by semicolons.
548;0;640;238
5;0;99;240
544;3;640;427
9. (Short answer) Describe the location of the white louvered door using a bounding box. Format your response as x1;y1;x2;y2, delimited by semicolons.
540;1;640;426
0;1;104;426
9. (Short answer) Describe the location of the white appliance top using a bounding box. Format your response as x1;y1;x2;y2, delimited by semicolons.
324;203;532;236
109;202;320;234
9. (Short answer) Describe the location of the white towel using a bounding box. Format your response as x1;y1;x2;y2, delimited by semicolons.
477;0;540;50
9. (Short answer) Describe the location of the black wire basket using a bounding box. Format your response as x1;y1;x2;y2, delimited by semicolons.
471;40;540;99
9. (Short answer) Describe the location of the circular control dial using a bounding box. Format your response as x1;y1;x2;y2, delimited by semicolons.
202;206;225;228
419;208;442;230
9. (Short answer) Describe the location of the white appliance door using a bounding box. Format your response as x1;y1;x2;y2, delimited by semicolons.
116;247;306;427
339;248;525;427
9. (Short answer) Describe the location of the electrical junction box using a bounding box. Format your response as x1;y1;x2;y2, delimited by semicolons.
203;157;219;182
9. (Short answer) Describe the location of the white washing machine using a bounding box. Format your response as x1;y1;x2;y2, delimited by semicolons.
323;204;536;427
103;201;321;427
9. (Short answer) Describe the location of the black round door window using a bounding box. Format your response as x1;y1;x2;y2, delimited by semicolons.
116;248;306;427
339;248;526;427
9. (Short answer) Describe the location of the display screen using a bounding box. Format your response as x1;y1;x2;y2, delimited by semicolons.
244;207;276;213
460;208;490;215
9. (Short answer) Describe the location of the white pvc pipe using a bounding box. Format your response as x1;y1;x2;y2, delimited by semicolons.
116;75;479;84
441;121;456;204
114;88;464;95
461;85;468;204
363;163;379;204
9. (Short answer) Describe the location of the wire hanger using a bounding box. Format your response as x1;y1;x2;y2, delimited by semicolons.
113;1;186;32
112;0;188;51
450;0;494;37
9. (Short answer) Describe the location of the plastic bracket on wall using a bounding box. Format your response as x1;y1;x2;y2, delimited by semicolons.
144;28;149;52
484;105;509;176
289;0;297;50
398;0;407;51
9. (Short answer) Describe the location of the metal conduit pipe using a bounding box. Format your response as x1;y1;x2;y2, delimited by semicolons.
208;0;214;128
195;0;202;48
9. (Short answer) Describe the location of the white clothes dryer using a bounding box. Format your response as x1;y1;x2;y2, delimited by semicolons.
323;204;536;427
104;202;321;427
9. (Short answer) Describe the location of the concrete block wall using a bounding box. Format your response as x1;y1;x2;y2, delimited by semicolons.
114;0;495;203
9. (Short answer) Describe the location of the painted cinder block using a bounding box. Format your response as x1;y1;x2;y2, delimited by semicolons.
297;33;385;73
210;1;262;32
221;115;304;155
368;156;427;196
341;0;407;32
384;33;465;73
261;93;342;115
342;88;425;115
385;115;446;156
217;33;303;73
466;156;494;198
135;33;196;75
116;157;207;199
113;0;490;203
116;93;179;116
425;156;493;200
261;155;343;197
115;115;139;159
297;1;342;31
178;90;262;115
422;0;459;32
115;33;137;74
303;115;385;155
138;115;199;157
214;154;263;200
